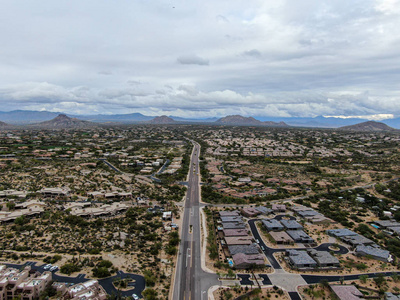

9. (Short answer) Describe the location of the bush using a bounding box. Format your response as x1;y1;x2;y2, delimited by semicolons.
60;263;81;275
92;266;111;278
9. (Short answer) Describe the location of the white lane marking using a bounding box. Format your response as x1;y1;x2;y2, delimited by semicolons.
186;248;191;267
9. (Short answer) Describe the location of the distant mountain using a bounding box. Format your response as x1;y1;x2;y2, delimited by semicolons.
1;110;399;129
0;121;11;130
147;115;177;124
170;116;219;123
0;110;61;124
339;121;396;131
34;114;95;128
80;113;153;123
215;115;288;127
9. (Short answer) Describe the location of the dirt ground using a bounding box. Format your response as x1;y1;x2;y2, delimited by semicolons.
298;276;400;300
213;286;290;300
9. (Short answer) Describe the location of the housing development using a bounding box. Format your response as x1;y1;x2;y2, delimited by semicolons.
0;119;400;300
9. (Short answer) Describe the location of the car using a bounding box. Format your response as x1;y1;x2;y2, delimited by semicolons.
132;294;139;300
50;266;58;272
256;239;259;243
261;246;265;251
43;264;52;270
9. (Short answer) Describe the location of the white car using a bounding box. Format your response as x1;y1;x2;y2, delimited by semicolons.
50;266;58;272
132;294;139;300
43;264;52;270
256;239;259;243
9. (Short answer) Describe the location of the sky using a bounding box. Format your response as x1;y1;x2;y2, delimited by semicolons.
1;0;400;119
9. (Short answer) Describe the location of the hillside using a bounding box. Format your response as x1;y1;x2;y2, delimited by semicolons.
215;115;288;126
340;121;396;132
35;114;95;128
147;115;177;124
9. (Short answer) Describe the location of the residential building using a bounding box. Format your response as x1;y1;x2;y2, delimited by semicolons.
228;244;260;256
286;230;314;243
280;219;303;230
286;250;317;269
330;285;364;300
241;207;261;218
262;219;284;231
224;236;253;246
269;231;294;245
307;249;340;267
223;229;249;237
232;253;265;269
355;244;393;262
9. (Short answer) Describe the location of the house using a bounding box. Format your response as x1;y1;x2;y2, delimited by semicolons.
222;222;246;230
220;216;243;223
162;211;172;220
262;219;284;231
375;220;400;229
269;231;294;245
385;292;400;300
65;280;107;300
286;230;314;243
228;244;260;256
0;265;52;300
255;206;273;215
286;250;317;269
232;253;265;269
340;234;374;247
241;207;261;218
326;229;358;238
272;204;286;212
39;187;70;197
330;285;364;300
223;229;249;237
225;236;254;246
307;249;340;267
280;219;303;230
355;244;393;262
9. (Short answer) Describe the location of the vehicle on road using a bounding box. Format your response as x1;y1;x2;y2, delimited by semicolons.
132;294;139;300
256;239;259;243
43;264;52;270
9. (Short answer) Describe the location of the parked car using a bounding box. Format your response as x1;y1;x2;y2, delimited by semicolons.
132;294;139;300
50;266;58;272
43;264;52;270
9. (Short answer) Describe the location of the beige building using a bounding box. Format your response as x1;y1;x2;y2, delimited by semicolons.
0;265;52;300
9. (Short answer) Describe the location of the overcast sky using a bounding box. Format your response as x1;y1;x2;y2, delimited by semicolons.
1;0;400;119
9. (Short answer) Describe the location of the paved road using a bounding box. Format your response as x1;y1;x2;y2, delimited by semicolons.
302;271;400;284
248;219;282;269
172;140;218;300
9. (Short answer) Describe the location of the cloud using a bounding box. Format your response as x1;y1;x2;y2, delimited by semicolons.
0;0;398;118
0;81;399;118
177;55;209;66
324;114;394;121
242;49;262;58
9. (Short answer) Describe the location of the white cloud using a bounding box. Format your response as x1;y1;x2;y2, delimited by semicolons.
324;114;394;121
177;55;210;66
0;0;398;118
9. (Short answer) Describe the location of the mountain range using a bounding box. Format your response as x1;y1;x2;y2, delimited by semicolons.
32;114;96;128
339;121;396;131
0;110;399;129
215;115;288;126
